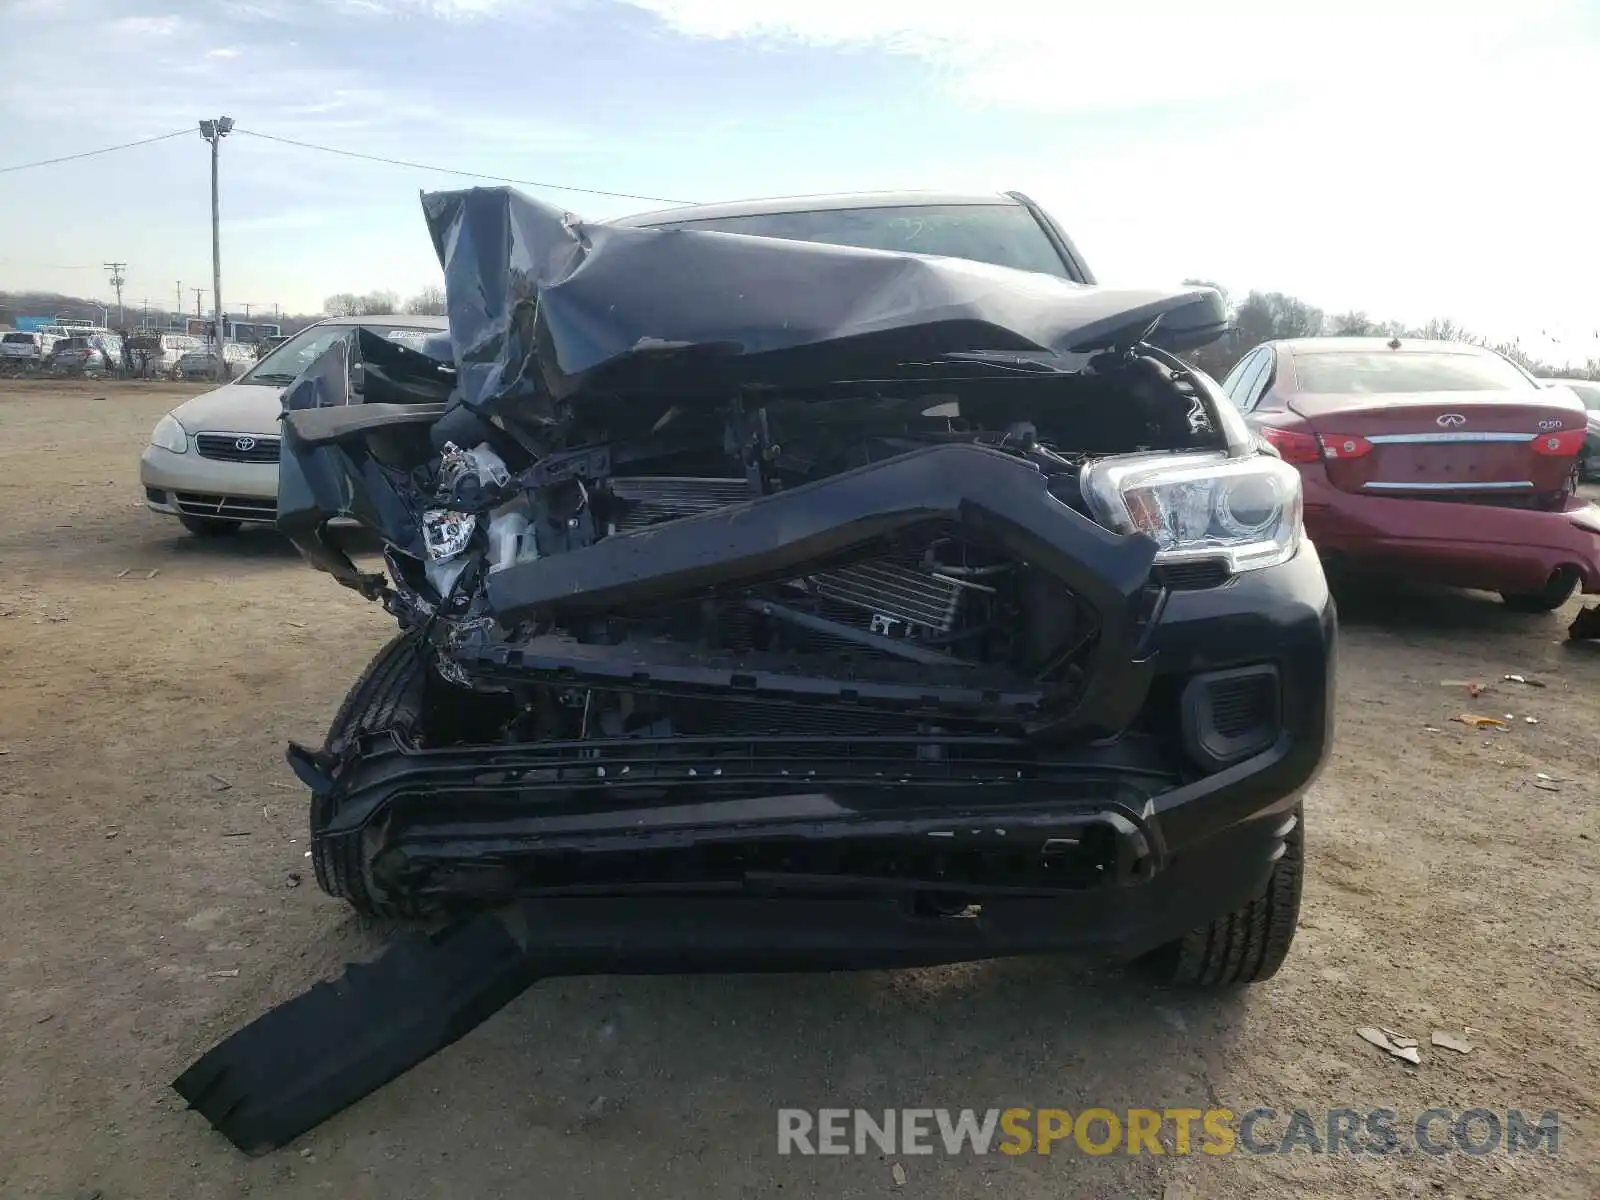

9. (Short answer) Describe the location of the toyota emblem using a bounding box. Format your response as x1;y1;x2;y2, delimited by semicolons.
234;436;256;451
1436;413;1466;428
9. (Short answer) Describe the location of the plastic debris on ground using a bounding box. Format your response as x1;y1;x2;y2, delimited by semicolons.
1430;1031;1474;1054
1503;674;1547;688
1357;1026;1422;1064
1452;714;1508;729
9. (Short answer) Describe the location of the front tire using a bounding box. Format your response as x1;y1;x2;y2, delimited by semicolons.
1501;566;1578;613
179;515;241;537
1140;804;1303;987
310;632;430;919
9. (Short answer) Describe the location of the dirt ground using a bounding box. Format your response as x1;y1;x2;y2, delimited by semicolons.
1;379;1596;1200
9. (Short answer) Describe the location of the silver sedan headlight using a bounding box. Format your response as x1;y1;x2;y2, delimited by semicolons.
1081;452;1303;573
150;412;189;455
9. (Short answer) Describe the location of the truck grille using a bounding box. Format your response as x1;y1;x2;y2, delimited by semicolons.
195;433;280;463
173;492;278;522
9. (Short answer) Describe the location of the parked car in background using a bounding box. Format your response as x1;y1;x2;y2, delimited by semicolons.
48;332;122;376
1;330;59;365
141;315;451;536
1539;378;1600;480
127;332;202;378
1220;337;1600;610
175;342;255;381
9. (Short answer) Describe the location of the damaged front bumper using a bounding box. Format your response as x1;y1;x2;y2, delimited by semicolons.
290;730;1317;963
287;541;1334;959
278;389;1334;957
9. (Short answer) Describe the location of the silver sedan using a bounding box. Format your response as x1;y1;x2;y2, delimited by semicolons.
140;315;450;535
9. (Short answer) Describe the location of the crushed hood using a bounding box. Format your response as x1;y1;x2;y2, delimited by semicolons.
421;186;1226;423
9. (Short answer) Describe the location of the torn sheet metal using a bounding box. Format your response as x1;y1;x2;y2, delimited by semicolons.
419;186;1227;419
281;326;454;413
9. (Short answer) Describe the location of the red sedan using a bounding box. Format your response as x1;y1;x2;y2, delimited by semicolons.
1218;337;1600;611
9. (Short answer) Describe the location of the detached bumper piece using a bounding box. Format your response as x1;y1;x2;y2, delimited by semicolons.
179;736;1304;1155
180;872;1237;1156
173;914;542;1155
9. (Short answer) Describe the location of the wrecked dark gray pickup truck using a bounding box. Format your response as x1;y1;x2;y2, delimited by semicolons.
275;188;1333;985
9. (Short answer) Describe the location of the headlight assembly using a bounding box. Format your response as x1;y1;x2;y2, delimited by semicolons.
1081;453;1303;573
150;413;189;455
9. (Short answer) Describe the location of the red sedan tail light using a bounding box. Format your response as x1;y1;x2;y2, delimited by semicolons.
1531;429;1585;457
1316;434;1373;460
1259;425;1322;464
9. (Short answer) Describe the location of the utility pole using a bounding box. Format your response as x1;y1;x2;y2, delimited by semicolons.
175;281;183;330
104;262;127;328
198;116;233;381
192;288;205;317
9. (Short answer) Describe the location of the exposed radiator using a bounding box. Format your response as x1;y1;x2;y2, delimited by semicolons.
609;476;751;532
604;473;968;637
805;561;964;635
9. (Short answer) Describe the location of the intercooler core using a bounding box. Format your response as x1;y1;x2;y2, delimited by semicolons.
804;560;964;637
605;475;979;643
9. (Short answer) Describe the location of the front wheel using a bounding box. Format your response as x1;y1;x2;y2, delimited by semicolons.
1501;566;1579;613
310;632;431;919
1139;804;1303;987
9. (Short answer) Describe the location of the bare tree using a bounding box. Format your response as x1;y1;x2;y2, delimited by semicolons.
323;290;400;317
404;285;447;316
1331;311;1376;337
323;292;361;317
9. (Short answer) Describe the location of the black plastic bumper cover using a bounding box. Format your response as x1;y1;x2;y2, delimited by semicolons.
175;810;1285;1156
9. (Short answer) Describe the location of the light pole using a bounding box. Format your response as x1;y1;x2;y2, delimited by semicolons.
104;262;127;328
198;116;233;380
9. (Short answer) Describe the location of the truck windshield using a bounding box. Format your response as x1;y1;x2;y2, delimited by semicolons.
652;203;1072;279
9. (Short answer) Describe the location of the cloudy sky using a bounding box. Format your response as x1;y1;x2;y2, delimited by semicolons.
2;0;1596;361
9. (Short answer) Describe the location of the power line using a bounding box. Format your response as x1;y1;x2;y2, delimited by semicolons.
232;127;697;206
0;129;191;175
0;258;104;270
0;122;695;206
